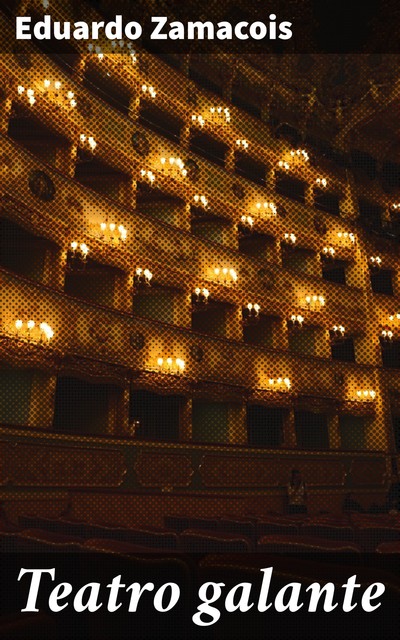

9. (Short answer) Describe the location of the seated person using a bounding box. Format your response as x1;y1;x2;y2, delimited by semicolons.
287;469;307;514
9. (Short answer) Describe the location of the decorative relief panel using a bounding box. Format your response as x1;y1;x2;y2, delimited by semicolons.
0;337;62;373
199;455;347;488
5;443;127;487
28;170;56;202
134;453;194;489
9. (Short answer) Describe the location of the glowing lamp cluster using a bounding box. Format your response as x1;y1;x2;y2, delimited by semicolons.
369;256;382;268
213;267;237;284
315;177;327;188
283;233;296;245
267;377;291;392
14;320;54;343
236;139;249;150
99;222;127;244
256;202;277;216
337;231;355;244
391;203;400;211
355;389;376;402
157;357;185;375
389;313;400;323
291;149;309;162
79;134;97;151
70;241;89;260
191;115;205;127
243;303;260;323
17;85;36;106
289;314;304;329
43;80;77;108
160;157;187;178
142;84;156;98
305;295;325;311
381;329;393;342
134;268;153;287
209;106;231;124
321;246;335;259
193;194;208;208
332;325;345;338
240;215;254;230
278;160;290;171
140;169;156;184
192;288;210;305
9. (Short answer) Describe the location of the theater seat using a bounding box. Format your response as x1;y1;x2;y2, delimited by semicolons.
180;529;253;552
257;534;361;553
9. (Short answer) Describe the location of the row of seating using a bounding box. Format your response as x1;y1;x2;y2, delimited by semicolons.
4;521;400;554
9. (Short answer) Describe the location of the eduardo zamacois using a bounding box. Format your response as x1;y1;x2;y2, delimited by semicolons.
18;567;385;627
15;14;293;41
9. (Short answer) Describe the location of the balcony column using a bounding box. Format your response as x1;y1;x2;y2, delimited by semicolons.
115;384;131;437
129;95;141;123
328;414;341;449
225;147;236;173
0;92;12;134
180;398;192;442
304;183;314;208
228;403;247;445
55;142;78;178
114;273;133;313
225;306;243;342
282;409;297;448
29;374;57;429
265;167;276;191
341;173;358;221
180;124;191;150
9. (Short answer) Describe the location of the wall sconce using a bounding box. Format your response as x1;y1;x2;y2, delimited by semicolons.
142;84;156;98
157;357;185;375
389;313;400;323
337;231;355;244
355;389;376;402
267;377;291;392
79;134;97;152
278;160;290;171
99;222;127;244
255;202;277;216
282;233;297;246
236;139;249;150
391;203;400;211
289;314;304;329
381;328;393;342
42;80;77;108
67;242;89;271
213;267;237;284
331;325;345;341
290;148;309;162
17;85;36;106
14;319;54;343
193;194;208;208
134;268;153;287
238;215;254;234
87;43;103;57
160;157;187;178
140;169;156;185
315;177;327;188
321;246;336;261
369;256;382;269
192;288;209;307
242;303;260;324
191;114;205;127
304;295;325;311
209;106;231;124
